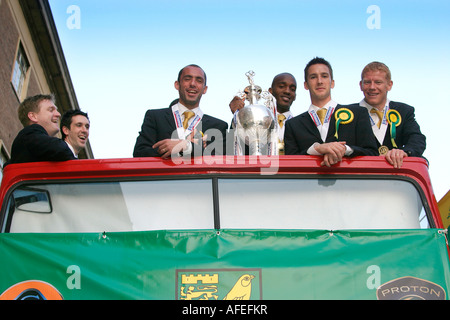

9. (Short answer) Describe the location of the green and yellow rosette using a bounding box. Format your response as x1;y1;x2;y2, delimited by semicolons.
334;108;354;139
387;109;402;148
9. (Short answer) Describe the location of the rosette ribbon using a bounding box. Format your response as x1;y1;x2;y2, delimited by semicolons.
334;108;354;139
387;109;402;148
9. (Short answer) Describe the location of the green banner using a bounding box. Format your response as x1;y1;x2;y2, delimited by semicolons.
0;229;448;300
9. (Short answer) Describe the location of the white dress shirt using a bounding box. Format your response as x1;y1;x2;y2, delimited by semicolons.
277;110;293;141
359;99;390;145
174;102;202;155
65;141;78;158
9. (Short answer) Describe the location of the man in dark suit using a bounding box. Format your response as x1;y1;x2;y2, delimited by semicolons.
4;94;76;167
356;61;426;168
133;64;228;159
285;57;378;166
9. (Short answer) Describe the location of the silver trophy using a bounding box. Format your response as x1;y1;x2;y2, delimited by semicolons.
233;71;277;155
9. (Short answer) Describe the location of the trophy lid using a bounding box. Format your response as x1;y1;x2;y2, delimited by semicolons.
244;71;262;105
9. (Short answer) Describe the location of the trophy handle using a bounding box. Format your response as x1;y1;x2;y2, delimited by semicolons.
236;91;246;100
261;91;276;114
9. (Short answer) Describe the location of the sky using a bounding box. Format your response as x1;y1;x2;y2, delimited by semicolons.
48;0;449;200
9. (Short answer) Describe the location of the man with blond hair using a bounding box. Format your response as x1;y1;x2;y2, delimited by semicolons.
5;94;76;166
356;61;426;168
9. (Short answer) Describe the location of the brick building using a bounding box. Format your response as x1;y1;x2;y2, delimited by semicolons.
0;0;93;180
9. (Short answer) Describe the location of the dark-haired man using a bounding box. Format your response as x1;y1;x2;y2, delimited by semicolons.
284;57;377;166
5;94;76;166
60;110;90;158
133;64;228;159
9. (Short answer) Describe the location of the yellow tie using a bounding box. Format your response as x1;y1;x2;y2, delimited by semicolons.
183;111;195;129
370;108;383;129
277;114;286;128
316;108;327;125
277;114;287;155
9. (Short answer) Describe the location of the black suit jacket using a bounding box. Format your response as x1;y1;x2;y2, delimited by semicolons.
352;101;426;157
133;105;228;157
284;104;378;156
5;124;76;167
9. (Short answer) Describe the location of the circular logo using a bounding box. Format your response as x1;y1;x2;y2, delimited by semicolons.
378;145;389;155
0;280;63;300
377;276;445;300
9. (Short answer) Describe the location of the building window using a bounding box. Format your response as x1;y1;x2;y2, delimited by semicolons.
11;43;30;100
0;140;10;186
